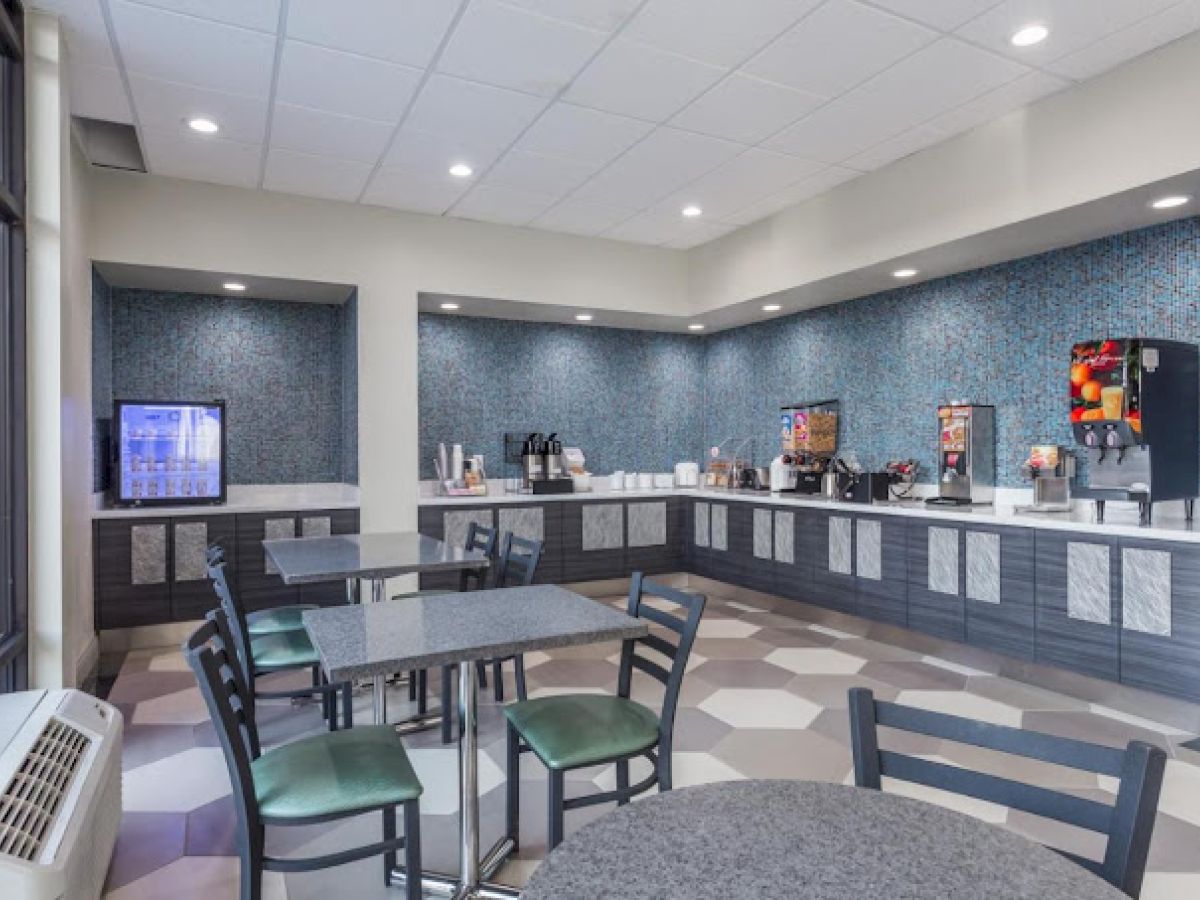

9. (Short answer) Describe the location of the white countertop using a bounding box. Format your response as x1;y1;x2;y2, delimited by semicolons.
92;483;360;519
419;482;1200;544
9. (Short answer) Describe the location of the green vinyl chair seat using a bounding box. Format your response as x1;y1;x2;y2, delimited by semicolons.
250;629;320;671
504;694;660;771
252;725;423;822
246;605;318;636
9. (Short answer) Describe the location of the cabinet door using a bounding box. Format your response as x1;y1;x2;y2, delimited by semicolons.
297;509;362;607
95;519;173;628
235;512;301;610
855;515;907;627
719;503;768;592
907;522;965;640
626;499;675;576
690;500;715;580
964;525;1035;661
169;515;237;622
498;504;563;584
1118;538;1200;702
771;509;808;602
810;511;856;614
1034;531;1120;682
562;501;625;582
419;505;495;590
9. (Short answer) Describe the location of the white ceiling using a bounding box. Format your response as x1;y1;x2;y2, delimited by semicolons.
39;0;1200;249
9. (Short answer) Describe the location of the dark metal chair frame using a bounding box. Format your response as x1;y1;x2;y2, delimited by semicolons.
506;572;706;850
484;531;543;703
206;554;351;730
185;612;421;900
848;687;1166;899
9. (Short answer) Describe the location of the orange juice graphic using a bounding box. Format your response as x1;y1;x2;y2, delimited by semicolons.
1100;385;1124;420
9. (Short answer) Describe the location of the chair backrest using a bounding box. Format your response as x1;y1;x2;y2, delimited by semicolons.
206;556;256;692
183;610;263;838
848;687;1166;898
206;542;225;567
616;573;706;754
492;532;542;588
460;522;498;591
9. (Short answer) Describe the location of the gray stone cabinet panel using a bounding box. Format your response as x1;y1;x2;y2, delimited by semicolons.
627;499;682;576
444;509;496;551
301;515;332;538
173;522;208;582
562;502;625;582
263;517;297;575
856;519;882;581
856;516;907;628
906;522;965;642
828;517;852;576
809;512;855;615
1121;548;1171;637
582;503;624;551
627;502;667;548
499;506;544;544
710;504;728;552
773;511;794;565
1035;531;1119;683
131;524;167;585
963;526;1035;662
927;527;960;596
1119;538;1200;703
694;502;710;548
753;509;773;560
965;531;1000;605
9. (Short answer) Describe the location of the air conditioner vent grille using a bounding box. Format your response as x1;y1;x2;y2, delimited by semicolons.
0;717;91;861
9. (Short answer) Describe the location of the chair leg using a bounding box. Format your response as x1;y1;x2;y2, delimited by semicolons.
548;769;565;850
616;760;630;806
342;681;353;729
404;800;423;900
505;723;521;851
658;747;672;793
327;685;338;733
476;660;488;689
239;822;264;900
441;666;454;745
382;805;396;886
514;654;528;702
493;660;504;702
416;669;428;715
408;670;417;702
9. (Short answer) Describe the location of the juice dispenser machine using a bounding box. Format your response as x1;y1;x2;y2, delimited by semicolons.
1070;338;1198;524
926;403;995;505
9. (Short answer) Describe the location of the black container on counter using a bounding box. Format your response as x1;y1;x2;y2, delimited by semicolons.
839;472;891;504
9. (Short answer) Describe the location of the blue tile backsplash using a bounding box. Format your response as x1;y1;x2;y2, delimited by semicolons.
93;280;358;488
419;216;1200;486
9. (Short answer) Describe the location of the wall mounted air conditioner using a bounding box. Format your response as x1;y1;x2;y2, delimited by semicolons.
0;690;123;900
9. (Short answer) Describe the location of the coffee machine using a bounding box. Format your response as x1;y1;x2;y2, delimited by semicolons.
926;403;995;506
1070;338;1198;524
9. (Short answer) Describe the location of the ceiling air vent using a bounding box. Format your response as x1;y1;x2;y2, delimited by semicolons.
72;117;146;173
0;717;91;861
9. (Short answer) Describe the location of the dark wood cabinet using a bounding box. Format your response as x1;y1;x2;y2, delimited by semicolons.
906;521;966;641
561;500;626;582
963;525;1035;661
168;515;237;622
855;514;907;628
1034;531;1121;682
625;498;682;577
95;518;173;629
809;510;857;615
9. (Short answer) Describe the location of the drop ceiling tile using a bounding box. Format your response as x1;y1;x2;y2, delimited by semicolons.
262;148;374;202
384;128;509;176
602;205;725;246
451;183;563;226
955;0;1181;66
624;0;821;68
123;0;282;32
287;0;460;68
564;38;725;121
842;122;948;170
765;94;900;162
270;103;394;164
500;0;642;31
1046;1;1200;81
664;222;736;249
484;149;599;195
37;0;119;69
277;41;421;123
745;0;938;98
665;148;826;220
531;198;641;236
405;74;546;152
139;128;261;188
362;166;471;215
866;0;1001;31
571;126;744;207
670;73;825;144
720;165;861;224
926;69;1068;137
515;102;654;166
129;75;269;145
110;1;276;96
69;63;134;125
438;1;607;97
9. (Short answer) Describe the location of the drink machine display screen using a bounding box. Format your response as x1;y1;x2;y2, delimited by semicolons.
115;400;226;505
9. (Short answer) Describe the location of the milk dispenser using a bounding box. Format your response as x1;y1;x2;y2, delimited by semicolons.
1070;338;1199;524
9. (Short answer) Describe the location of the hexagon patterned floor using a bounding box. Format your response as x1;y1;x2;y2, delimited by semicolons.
101;588;1200;899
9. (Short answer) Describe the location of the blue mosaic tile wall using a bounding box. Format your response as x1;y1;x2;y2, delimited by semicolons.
91;269;113;492
704;216;1200;486
418;314;705;479
340;291;359;484
101;288;358;485
419;217;1200;487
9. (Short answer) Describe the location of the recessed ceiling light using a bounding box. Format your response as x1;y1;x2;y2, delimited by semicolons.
762;304;781;312
188;117;220;134
688;323;705;331
439;302;460;311
1151;195;1191;210
1010;24;1049;47
222;281;246;292
892;268;919;278
681;204;702;218
575;313;594;322
448;163;473;179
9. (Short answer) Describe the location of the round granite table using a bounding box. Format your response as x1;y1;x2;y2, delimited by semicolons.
520;780;1126;900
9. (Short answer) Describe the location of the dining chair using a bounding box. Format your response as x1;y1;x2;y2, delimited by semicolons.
185;611;423;900
206;543;318;636
207;557;352;730
848;687;1166;899
485;531;543;703
504;572;705;850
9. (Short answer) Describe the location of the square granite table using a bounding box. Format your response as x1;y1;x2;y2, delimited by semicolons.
262;531;490;726
303;585;649;900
